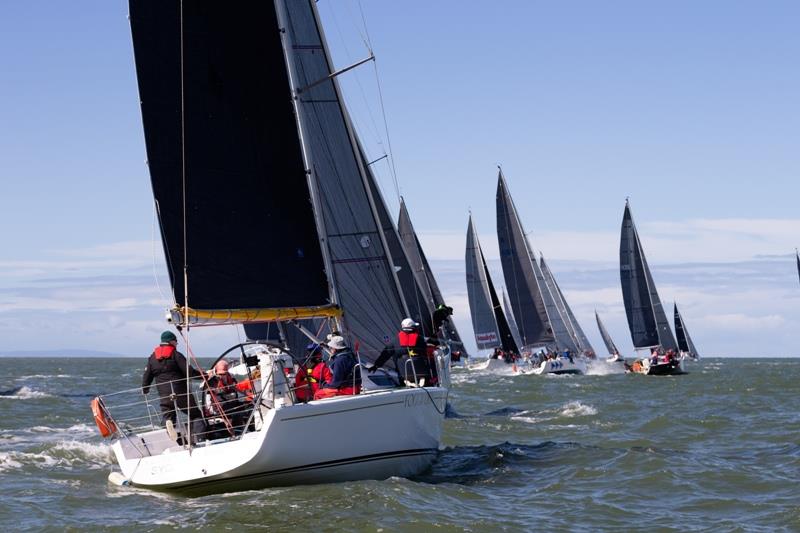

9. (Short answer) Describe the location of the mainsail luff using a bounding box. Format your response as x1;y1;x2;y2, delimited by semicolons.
465;216;502;350
620;200;678;350
495;170;554;348
279;0;410;360
674;303;700;359
595;311;619;356
130;1;333;317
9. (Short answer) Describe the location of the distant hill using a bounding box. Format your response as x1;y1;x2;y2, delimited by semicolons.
0;349;124;357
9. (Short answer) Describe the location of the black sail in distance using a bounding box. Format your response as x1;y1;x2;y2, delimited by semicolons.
279;0;407;360
620;201;659;348
129;1;330;312
496;171;554;348
674;303;700;359
398;199;468;353
465;216;502;350
796;249;799;285
595;311;619;356
619;200;678;350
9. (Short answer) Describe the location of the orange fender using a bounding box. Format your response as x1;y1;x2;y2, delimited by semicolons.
91;397;117;438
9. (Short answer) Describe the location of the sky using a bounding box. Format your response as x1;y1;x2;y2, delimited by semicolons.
0;1;798;357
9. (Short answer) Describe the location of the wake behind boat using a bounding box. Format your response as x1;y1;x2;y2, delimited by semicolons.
90;0;452;493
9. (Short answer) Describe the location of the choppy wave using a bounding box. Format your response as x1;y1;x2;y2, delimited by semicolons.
0;385;53;399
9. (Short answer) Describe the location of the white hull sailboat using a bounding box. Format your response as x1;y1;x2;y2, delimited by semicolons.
106;348;447;493
93;0;452;493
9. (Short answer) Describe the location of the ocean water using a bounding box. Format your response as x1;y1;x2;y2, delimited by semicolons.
1;357;798;531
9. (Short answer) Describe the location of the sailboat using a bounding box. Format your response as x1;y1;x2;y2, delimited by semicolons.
595;311;625;364
619;200;685;375
796;248;799;286
495;170;586;375
397;198;469;361
540;255;596;358
91;0;450;493
465;215;520;370
674;303;700;360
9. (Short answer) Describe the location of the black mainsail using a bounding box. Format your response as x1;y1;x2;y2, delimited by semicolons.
619;200;678;351
398;198;468;353
130;0;412;362
496;170;554;349
130;1;332;319
674;303;700;360
502;289;525;352
595;311;620;356
465;216;519;353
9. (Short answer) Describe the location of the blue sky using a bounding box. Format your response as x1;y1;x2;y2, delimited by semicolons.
1;1;798;356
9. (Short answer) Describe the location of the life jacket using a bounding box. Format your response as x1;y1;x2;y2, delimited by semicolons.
154;344;175;360
398;330;422;356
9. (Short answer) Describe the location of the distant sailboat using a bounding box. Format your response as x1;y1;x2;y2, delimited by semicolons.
620;199;684;375
398;198;469;359
674;303;700;360
796;248;799;285
595;311;624;364
465;215;520;364
496;169;585;375
540;255;596;358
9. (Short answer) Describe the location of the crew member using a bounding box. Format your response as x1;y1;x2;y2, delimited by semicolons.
295;343;329;402
432;304;454;333
314;336;361;400
397;318;431;385
141;331;206;443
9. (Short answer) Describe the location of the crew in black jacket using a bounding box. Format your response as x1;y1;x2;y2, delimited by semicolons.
142;331;206;442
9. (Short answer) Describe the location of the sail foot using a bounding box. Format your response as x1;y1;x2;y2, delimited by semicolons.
170;305;342;326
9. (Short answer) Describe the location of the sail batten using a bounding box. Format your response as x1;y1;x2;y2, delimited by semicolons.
496;171;554;348
619;201;678;350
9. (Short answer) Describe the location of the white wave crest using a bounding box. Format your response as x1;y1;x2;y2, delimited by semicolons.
0;386;52;400
0;451;24;473
559;401;598;417
54;440;113;464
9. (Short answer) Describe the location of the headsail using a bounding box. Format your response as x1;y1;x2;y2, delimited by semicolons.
496;170;554;348
534;255;579;353
277;0;414;361
465;216;501;350
595;311;620;356
465;217;519;353
502;289;525;351
619;200;678;351
130;1;334;322
674;303;700;359
540;255;595;354
398;199;468;353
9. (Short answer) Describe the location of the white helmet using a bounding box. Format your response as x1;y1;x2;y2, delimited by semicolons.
327;335;347;350
401;318;418;330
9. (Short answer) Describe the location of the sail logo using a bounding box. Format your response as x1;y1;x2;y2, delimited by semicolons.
476;332;498;343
